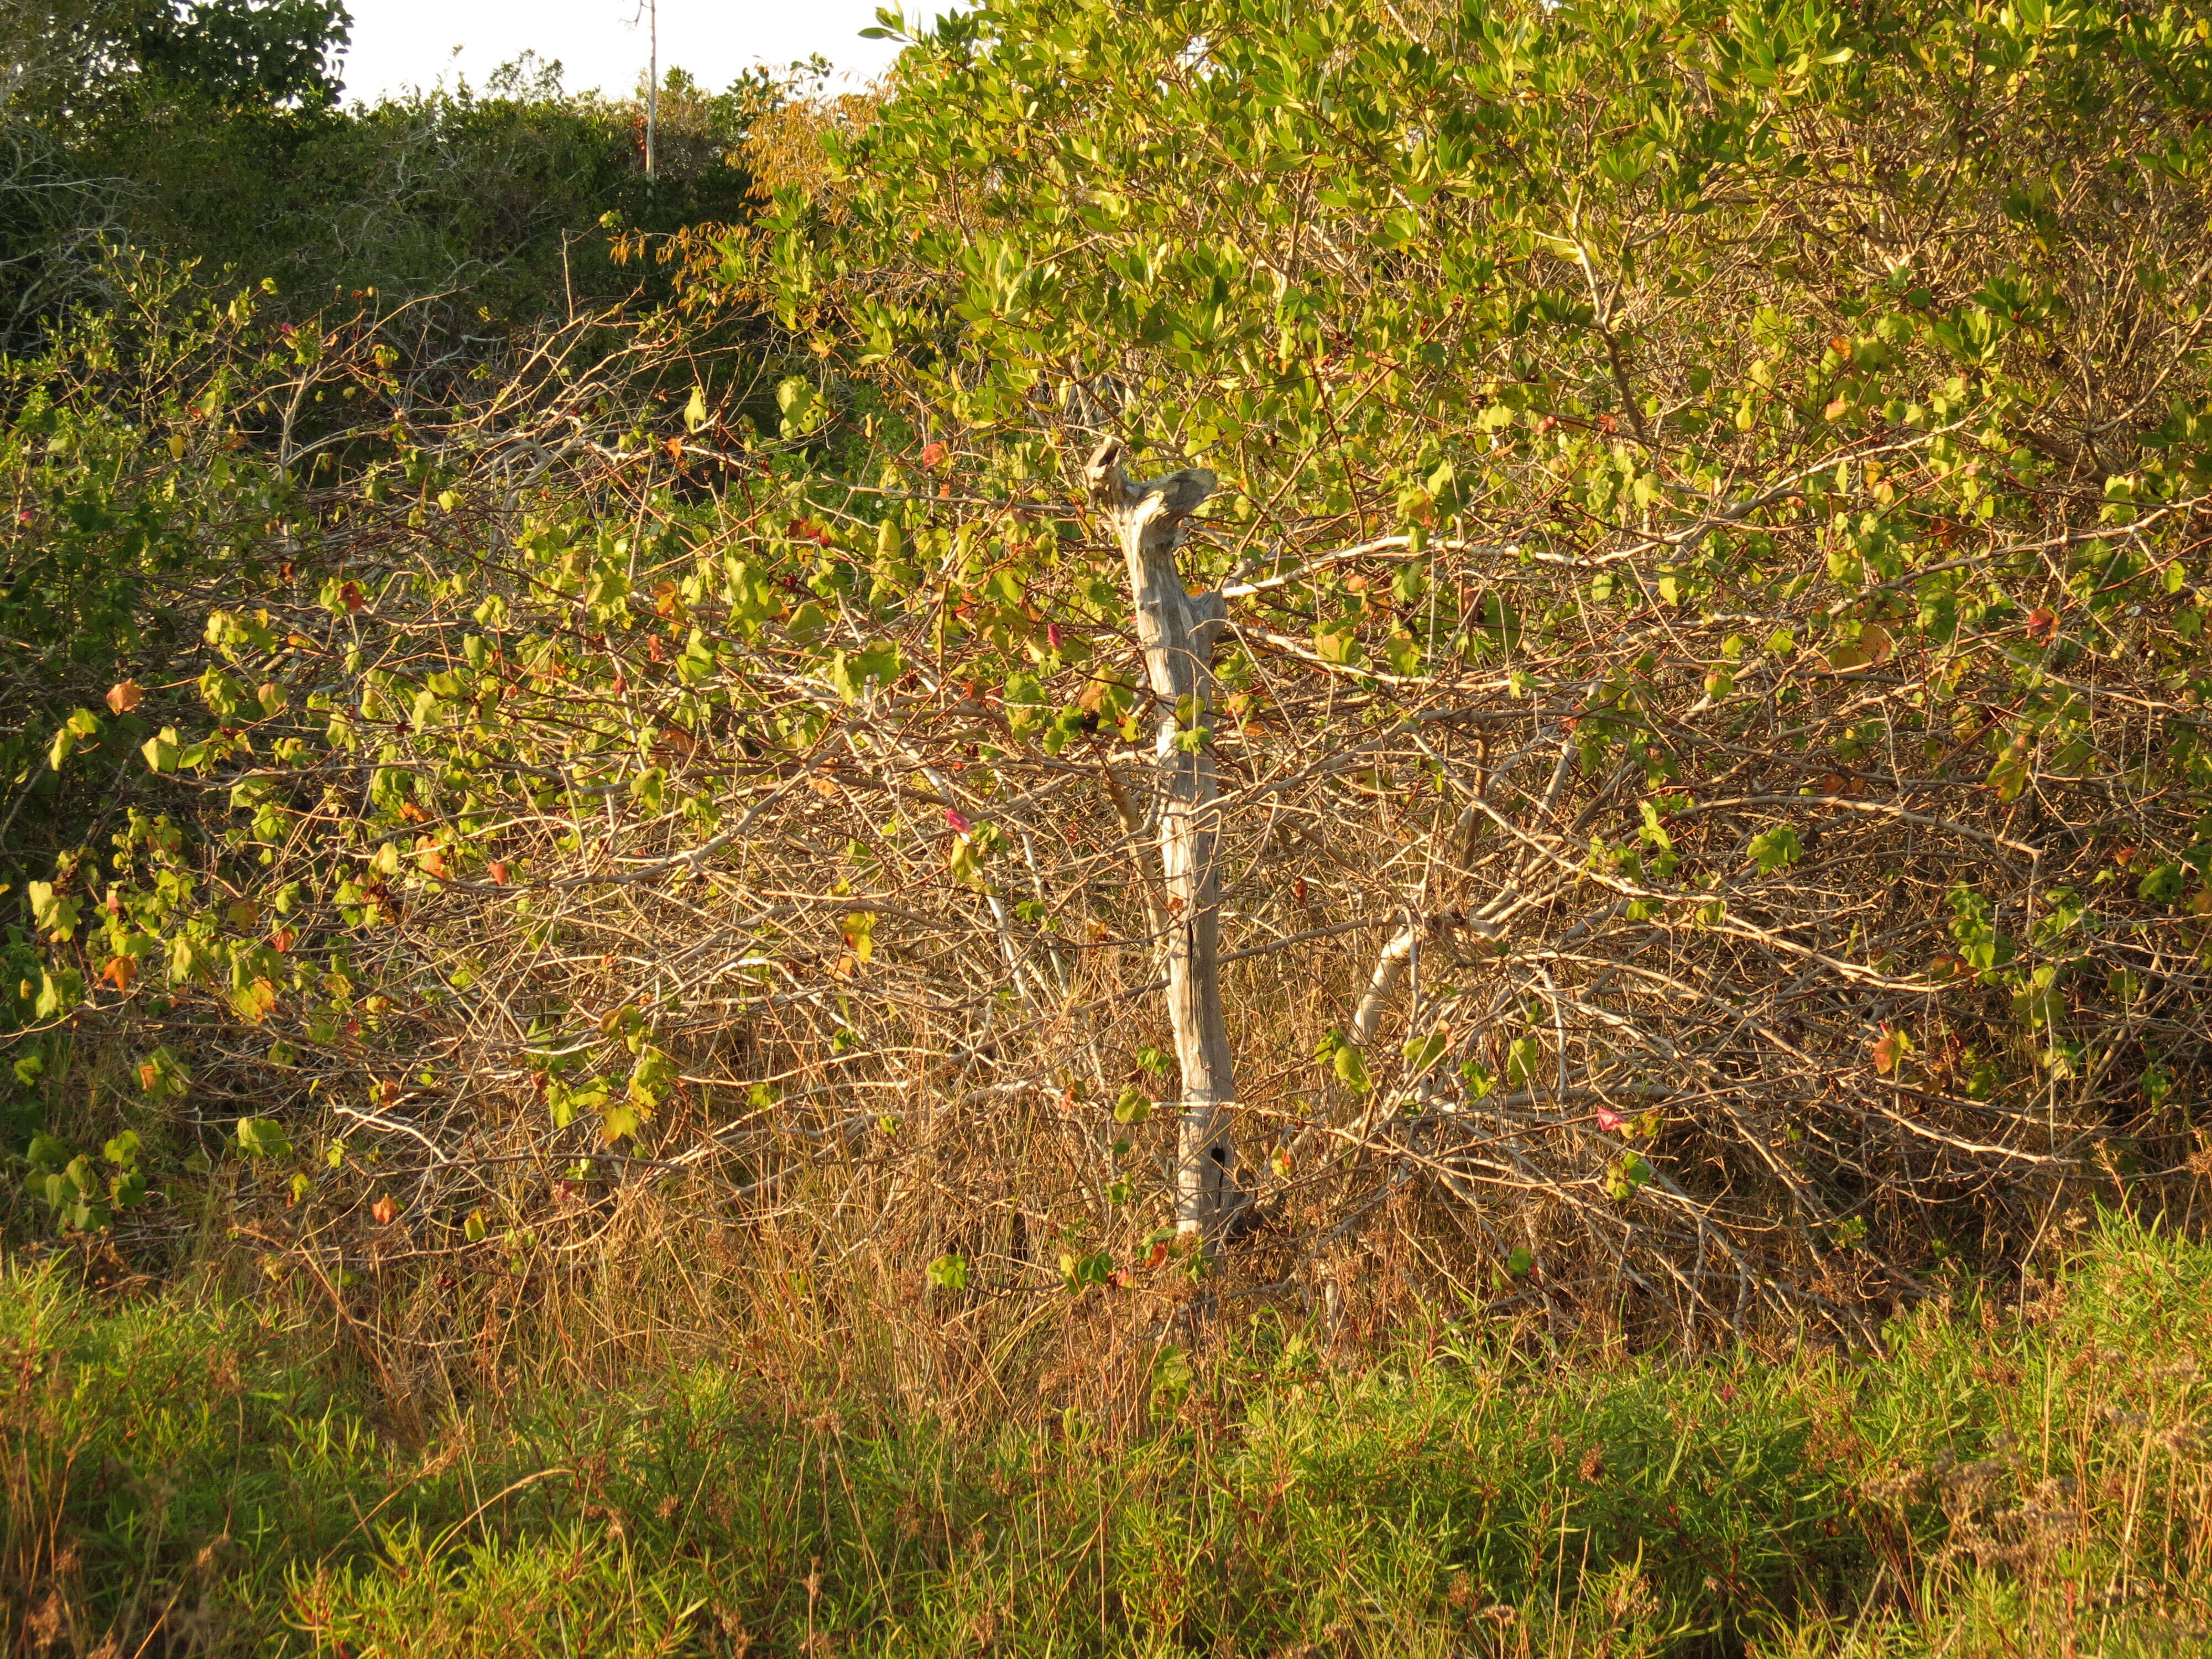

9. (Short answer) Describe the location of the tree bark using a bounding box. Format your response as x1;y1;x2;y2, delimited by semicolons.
1085;437;1241;1248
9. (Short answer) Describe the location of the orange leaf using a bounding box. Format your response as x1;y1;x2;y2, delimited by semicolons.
371;1193;399;1226
101;955;137;990
1872;1027;1906;1076
399;801;427;823
920;441;949;468
489;860;511;885
106;679;143;716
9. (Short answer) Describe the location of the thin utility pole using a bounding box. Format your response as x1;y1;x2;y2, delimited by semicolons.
633;0;658;184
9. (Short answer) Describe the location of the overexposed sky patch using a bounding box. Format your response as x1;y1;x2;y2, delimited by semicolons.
338;0;909;104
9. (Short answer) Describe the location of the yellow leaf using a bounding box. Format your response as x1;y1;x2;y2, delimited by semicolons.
842;911;878;963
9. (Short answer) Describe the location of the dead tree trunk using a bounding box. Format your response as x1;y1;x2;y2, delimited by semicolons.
1085;438;1241;1248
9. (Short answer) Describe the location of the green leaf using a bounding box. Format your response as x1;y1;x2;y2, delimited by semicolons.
1058;1249;1113;1291
627;1046;676;1115
141;727;181;773
546;1077;608;1130
237;1117;292;1159
926;1253;969;1290
1604;1151;1654;1201
1746;825;1802;873
33;969;81;1020
1402;1031;1450;1075
1333;1044;1370;1092
1506;1034;1545;1088
27;882;81;941
2139;861;2187;905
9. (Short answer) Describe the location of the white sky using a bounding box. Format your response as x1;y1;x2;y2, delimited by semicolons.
337;0;910;104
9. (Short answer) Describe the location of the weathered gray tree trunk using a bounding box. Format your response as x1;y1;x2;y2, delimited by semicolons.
1085;438;1240;1248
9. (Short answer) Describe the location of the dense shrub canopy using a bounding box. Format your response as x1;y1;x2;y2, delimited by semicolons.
8;0;2212;1366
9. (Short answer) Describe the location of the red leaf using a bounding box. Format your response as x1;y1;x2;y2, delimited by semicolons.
1594;1105;1625;1133
944;807;972;834
920;441;950;468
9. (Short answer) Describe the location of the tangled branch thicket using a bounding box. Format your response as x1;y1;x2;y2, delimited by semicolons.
11;0;2212;1413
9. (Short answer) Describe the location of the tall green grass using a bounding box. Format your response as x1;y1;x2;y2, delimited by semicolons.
6;1217;2211;1655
